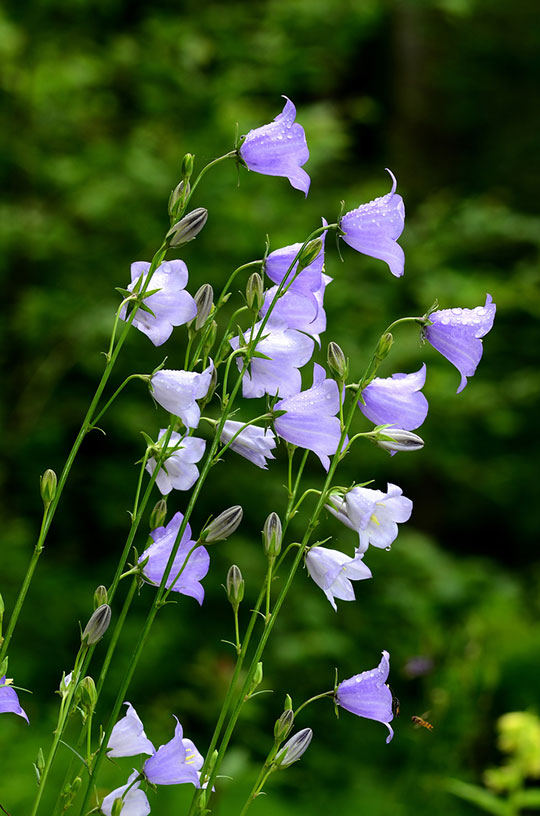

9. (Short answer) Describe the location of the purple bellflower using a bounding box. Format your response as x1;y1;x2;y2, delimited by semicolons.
239;97;310;196
120;260;197;346
305;546;372;611
424;294;496;393
260;273;332;346
150;362;213;428
274;363;341;471
146;430;206;495
107;702;155;758
265;222;326;294
220;420;276;469
327;483;412;554
139;512;210;605
0;676;29;722
336;651;394;743
340;170;405;278
230;319;314;399
360;364;428;431
143;717;201;787
101;771;150;816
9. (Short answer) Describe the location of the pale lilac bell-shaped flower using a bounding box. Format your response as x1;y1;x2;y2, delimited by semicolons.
327;483;413;554
264;222;326;295
274;363;341;471
305;546;372;611
340;170;405;278
336;651;394;743
424;294;496;393
0;676;29;723
359;364;428;431
260;273;332;346
220;420;276;469
107;702;155;758
239;97;310;196
143;717;201;787
101;771;150;816
146;430;206;495
150;362;214;428
139;512;210;604
120;260;197;346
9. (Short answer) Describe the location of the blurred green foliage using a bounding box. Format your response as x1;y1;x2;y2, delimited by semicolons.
1;0;539;813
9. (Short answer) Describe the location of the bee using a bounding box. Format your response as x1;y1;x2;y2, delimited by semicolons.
411;715;434;731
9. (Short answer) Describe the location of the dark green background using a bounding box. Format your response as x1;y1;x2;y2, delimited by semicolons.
1;0;539;813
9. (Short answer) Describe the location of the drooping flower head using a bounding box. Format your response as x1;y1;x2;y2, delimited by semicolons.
146;430;206;495
260;273;332;346
340;170;405;278
359;364;428;431
120;260;197;346
274;363;341;471
139;512;210;604
220;420;276;469
0;676;29;723
327;483;412;554
239;97;310;196
305;546;372;611
143;717;201;787
336;651;394;743
264;222;326;295
101;771;150;816
424;294;496;393
150;362;214;428
107;702;155;758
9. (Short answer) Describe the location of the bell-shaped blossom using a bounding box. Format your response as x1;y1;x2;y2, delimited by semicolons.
327;483;412;554
274;363;341;471
220;420;276;469
150;362;213;428
230;320;314;399
107;702;155;758
239;97;310;196
336;651;394;743
260;273;332;346
120;260;197;346
101;771;150;816
264;223;326;295
139;512;210;604
340;170;405;278
146;430;206;495
0;676;29;723
425;294;496;393
305;546;372;611
359;364;428;431
143;717;201;787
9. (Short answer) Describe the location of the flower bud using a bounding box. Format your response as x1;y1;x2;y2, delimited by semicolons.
246;272;264;311
93;586;108;610
36;747;45;775
167;208;208;247
193;284;214;330
149;499;168;531
0;593;4;624
79;676;97;718
40;469;57;507
275;728;313;768
375;332;394;362
284;694;293;711
168;180;190;218
274;709;295;742
111;798;124;816
246;662;263;698
0;658;8;679
375;428;424;453
202;320;218;359
226;565;244;607
182;153;195;180
81;604;111;646
263;512;282;559
327;341;348;381
202;506;243;543
297;239;323;271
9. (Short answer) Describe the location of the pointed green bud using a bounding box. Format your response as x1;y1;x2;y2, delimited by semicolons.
297;239;323;272
111;798;124;816
263;512;282;559
81;604;111;646
193;284;214;330
40;469;57;507
246;662;263;698
182;153;195;180
150;499;168;531
0;658;8;678
375;332;394;362
167;208;208;247
202;506;243;543
0;593;4;624
327;342;348;381
275;728;313;768
202;320;218;359
36;747;45;774
246;272;264;311
79;676;97;717
93;586;108;610
274;709;295;742
284;694;293;711
226;565;244;608
168;180;190;218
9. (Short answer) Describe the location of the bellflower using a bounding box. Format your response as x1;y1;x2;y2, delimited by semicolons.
359;364;428;430
139;512;210;604
0;676;29;723
101;771;150;816
305;546;372;611
150;362;213;428
424;294;496;393
340;170;405;278
336;651;394;743
239;97;310;195
264;223;326;295
274;363;341;471
230;320;314;399
260;273;332;345
220;420;276;469
107;702;155;758
120;260;197;346
146;430;206;495
143;717;201;787
327;483;413;554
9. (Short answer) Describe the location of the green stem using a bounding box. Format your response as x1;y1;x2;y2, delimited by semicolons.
88;374;148;430
293;690;334;718
184;152;237;206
